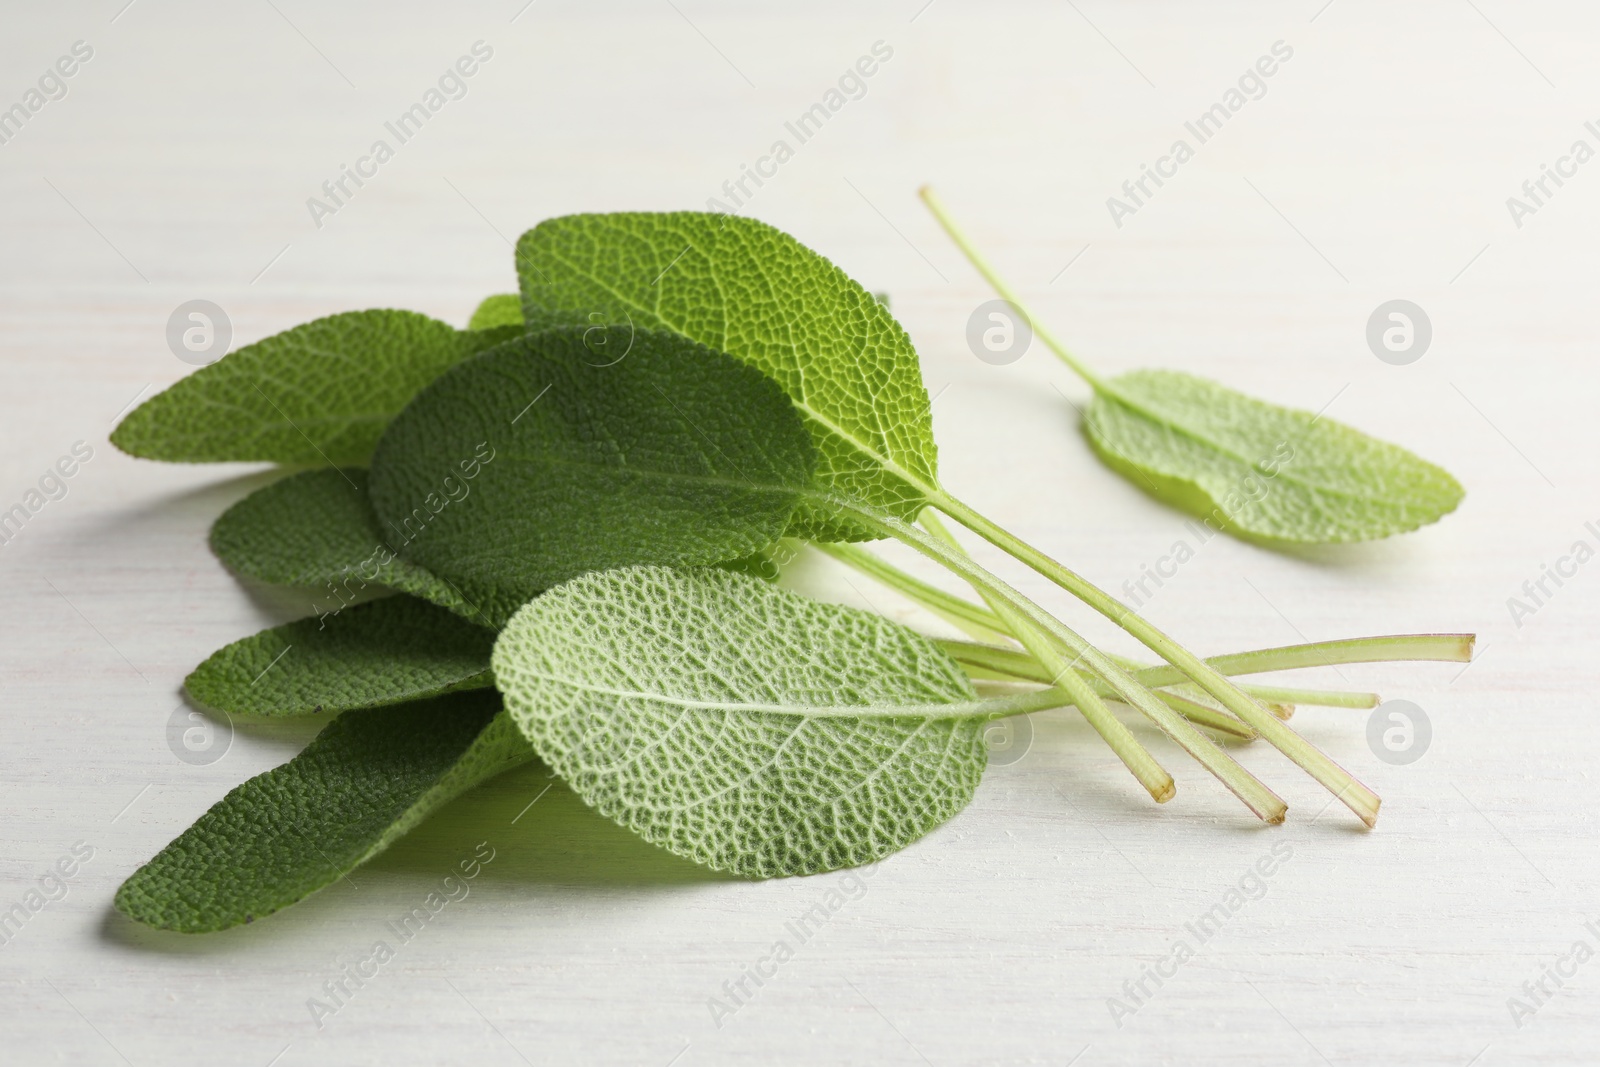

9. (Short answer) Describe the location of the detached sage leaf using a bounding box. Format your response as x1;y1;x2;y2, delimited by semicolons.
115;692;531;932
920;186;1465;545
1085;370;1465;543
209;468;482;622
492;565;987;878
368;326;815;627
186;596;493;717
515;212;940;540
468;294;524;331
112;310;520;464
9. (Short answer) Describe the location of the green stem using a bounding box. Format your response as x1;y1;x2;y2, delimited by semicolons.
813;541;1013;645
919;185;1108;392
824;541;1390;710
1151;691;1258;740
1240;685;1372;710
931;492;1381;827
1179;634;1474;679
945;639;1379;711
932;536;1177;803
815;519;1176;798
973;675;1256;741
940;640;1067;685
917;511;1286;822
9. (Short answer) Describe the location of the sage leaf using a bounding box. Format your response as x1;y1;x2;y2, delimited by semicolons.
919;186;1465;545
714;542;788;583
1086;370;1465;542
368;326;815;628
112;310;520;464
209;468;483;622
515;212;939;540
492;565;987;878
468;294;524;331
185;596;493;717
115;691;532;932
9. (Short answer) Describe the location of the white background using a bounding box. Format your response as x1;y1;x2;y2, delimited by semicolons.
1;1;1596;1064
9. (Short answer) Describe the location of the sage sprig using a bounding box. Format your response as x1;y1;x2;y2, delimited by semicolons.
919;186;1465;544
107;205;1474;932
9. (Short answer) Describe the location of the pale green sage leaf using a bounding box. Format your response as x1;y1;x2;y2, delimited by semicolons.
492;565;986;878
1085;370;1465;543
468;294;524;331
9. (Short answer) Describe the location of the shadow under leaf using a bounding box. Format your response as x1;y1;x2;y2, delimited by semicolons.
369;762;731;888
100;761;727;954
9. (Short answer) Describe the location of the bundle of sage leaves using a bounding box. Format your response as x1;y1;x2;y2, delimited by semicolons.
110;208;1472;932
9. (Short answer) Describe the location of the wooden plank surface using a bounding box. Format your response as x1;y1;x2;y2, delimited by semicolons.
1;1;1595;1063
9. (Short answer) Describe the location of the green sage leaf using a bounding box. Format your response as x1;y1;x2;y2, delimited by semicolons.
185;596;493;717
468;294;524;331
1085;370;1465;543
515;212;940;539
209;468;483;622
492;565;987;878
112;310;519;464
114;692;532;932
368;326;815;628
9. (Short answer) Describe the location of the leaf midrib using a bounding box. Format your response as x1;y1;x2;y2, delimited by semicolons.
536;244;942;502
1095;379;1447;508
519;672;992;718
493;449;802;497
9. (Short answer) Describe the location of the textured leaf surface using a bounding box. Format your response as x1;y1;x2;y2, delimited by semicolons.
516;212;939;539
715;543;786;583
111;310;518;464
468;294;524;331
1085;370;1465;543
115;692;532;932
493;566;986;878
186;597;493;717
369;327;814;628
209;468;482;622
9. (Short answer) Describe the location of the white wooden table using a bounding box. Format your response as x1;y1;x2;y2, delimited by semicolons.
2;1;1595;1063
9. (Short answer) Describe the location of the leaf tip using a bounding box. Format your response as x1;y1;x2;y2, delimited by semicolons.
108;407;148;458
